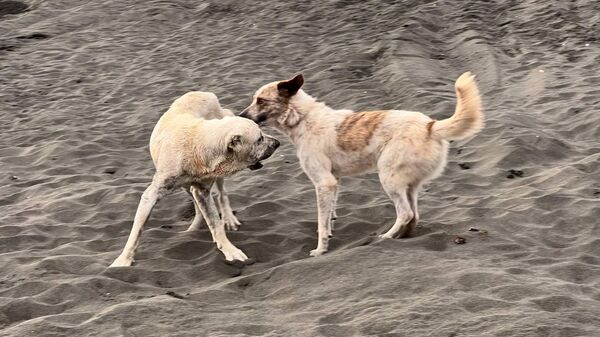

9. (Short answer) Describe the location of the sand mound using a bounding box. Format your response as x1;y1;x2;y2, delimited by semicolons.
1;0;599;336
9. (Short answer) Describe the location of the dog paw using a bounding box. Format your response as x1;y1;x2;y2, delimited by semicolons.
221;246;248;262
109;256;133;267
223;217;241;231
377;234;392;241
185;225;201;232
222;211;242;231
309;249;327;257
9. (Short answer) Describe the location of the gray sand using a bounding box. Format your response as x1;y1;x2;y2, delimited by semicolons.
1;0;599;336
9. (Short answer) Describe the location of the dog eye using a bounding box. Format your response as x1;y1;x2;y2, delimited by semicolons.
257;135;264;143
256;98;265;105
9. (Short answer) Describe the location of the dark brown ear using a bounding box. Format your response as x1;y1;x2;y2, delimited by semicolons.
277;74;304;97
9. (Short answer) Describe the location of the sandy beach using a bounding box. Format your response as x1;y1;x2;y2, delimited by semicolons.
1;0;599;336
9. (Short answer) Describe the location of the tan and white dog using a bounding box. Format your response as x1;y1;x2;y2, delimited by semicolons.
110;92;280;267
240;72;482;256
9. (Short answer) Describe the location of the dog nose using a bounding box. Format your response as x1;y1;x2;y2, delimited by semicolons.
272;138;280;149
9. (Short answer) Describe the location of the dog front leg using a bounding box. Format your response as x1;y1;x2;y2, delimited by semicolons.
214;177;241;231
185;186;204;232
327;182;339;237
110;178;167;267
310;177;337;256
191;183;248;262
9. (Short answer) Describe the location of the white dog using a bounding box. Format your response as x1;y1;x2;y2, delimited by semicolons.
110;92;280;267
240;72;482;256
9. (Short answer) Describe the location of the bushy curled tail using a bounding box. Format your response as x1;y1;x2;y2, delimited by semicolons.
430;72;483;140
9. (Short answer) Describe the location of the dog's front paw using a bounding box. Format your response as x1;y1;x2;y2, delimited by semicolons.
309;248;327;257
221;245;248;262
109;256;133;267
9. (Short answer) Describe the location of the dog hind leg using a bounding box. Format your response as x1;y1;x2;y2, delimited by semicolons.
110;176;169;267
406;183;420;233
378;172;415;239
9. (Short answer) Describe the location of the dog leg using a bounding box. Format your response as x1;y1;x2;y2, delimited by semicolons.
185;187;204;232
310;176;337;256
406;183;420;231
327;183;338;237
214;177;241;231
378;172;414;239
110;177;168;267
191;182;248;262
332;181;340;220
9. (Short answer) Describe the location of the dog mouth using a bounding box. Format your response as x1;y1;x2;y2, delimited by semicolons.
246;138;280;171
247;161;264;170
254;114;268;125
240;112;268;126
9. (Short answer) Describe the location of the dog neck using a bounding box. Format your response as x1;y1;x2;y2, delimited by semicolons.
276;90;332;144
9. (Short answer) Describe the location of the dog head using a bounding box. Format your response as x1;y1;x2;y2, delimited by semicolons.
239;74;304;128
201;116;280;176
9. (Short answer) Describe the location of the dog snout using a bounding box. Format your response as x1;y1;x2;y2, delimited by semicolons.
239;110;249;119
258;137;280;161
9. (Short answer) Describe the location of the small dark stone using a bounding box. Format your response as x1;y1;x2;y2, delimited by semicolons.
508;169;524;177
458;163;470;170
165;291;185;299
284;160;292;164
506;174;515;179
160;225;173;229
237;280;251;288
75;79;83;84
454;236;466;244
103;168;117;174
456;148;463;155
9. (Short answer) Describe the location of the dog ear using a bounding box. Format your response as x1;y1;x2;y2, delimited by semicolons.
228;135;243;152
277;74;304;97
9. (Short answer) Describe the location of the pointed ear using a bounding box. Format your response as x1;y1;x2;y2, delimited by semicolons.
228;135;243;152
277;74;304;97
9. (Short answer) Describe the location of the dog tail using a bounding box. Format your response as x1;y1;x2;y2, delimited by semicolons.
430;72;483;141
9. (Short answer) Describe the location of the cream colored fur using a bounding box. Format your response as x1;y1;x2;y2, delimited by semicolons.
241;72;483;256
110;92;279;267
